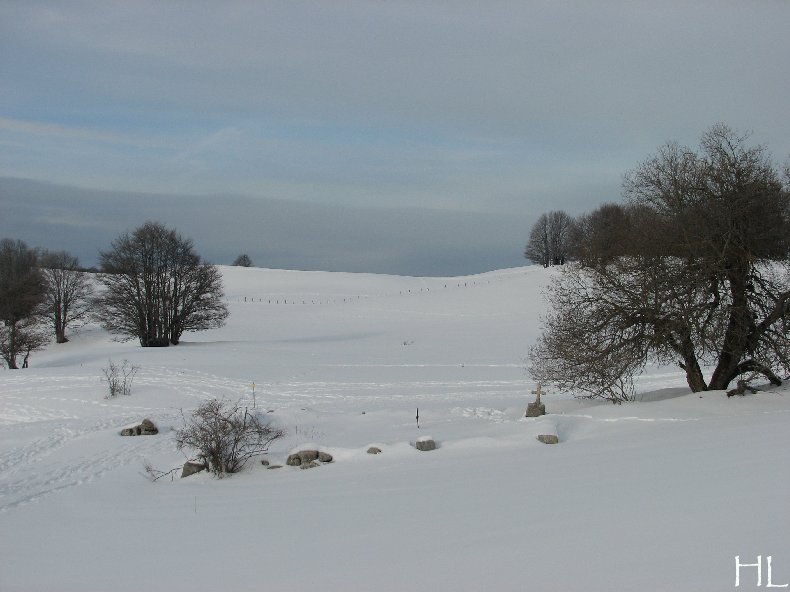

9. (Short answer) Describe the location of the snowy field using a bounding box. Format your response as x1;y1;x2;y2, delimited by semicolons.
1;265;788;591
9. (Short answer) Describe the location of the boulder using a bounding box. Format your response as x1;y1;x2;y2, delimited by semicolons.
287;449;322;466
298;450;319;463
120;418;158;436
181;461;207;478
139;418;158;435
260;459;270;466
537;434;559;445
318;452;333;463
415;437;436;452
367;447;382;455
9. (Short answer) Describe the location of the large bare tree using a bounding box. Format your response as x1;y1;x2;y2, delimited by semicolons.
39;250;93;343
524;210;572;267
95;221;228;346
530;125;790;402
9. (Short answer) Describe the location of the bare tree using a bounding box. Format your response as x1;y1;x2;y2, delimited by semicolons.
232;253;253;267
524;210;572;267
530;125;790;402
175;399;285;477
0;239;48;369
39;250;93;343
568;203;636;265
95;221;228;346
525;213;550;267
547;210;573;265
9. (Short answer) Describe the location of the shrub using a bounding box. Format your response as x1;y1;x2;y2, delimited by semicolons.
175;399;285;477
102;359;139;397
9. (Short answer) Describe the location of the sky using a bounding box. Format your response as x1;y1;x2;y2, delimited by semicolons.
2;1;789;275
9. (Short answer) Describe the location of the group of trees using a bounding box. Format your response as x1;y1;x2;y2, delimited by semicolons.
0;222;228;368
0;240;89;368
529;124;790;401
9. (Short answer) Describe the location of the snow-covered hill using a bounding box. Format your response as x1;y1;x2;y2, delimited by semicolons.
1;266;787;591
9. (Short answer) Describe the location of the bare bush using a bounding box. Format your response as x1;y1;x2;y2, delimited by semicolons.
102;359;139;397
175;399;285;477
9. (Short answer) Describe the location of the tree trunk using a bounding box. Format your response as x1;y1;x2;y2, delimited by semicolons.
675;326;708;392
53;304;66;343
709;263;751;391
683;361;708;392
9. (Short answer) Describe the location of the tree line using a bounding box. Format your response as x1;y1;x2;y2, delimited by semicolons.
1;221;228;369
527;124;790;401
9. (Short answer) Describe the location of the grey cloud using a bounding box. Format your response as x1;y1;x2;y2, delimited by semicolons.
1;177;533;276
2;0;789;243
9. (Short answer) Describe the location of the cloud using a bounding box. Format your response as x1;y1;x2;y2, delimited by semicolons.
0;177;534;276
1;1;789;219
0;117;153;147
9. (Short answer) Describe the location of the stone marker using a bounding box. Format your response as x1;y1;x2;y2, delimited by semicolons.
525;384;546;417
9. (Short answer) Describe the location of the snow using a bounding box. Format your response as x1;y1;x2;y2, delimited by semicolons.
1;265;788;591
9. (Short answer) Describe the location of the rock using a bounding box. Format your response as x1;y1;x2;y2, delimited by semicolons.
266;464;283;470
525;402;546;417
367;447;382;454
318;452;333;463
260;459;270;466
181;461;207;478
120;418;158;436
139;418;158;435
299;461;319;470
287;449;321;465
298;450;319;463
415;438;436;451
537;434;559;444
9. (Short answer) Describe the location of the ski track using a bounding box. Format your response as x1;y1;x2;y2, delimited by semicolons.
0;366;533;511
0;433;174;513
4;360;710;513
